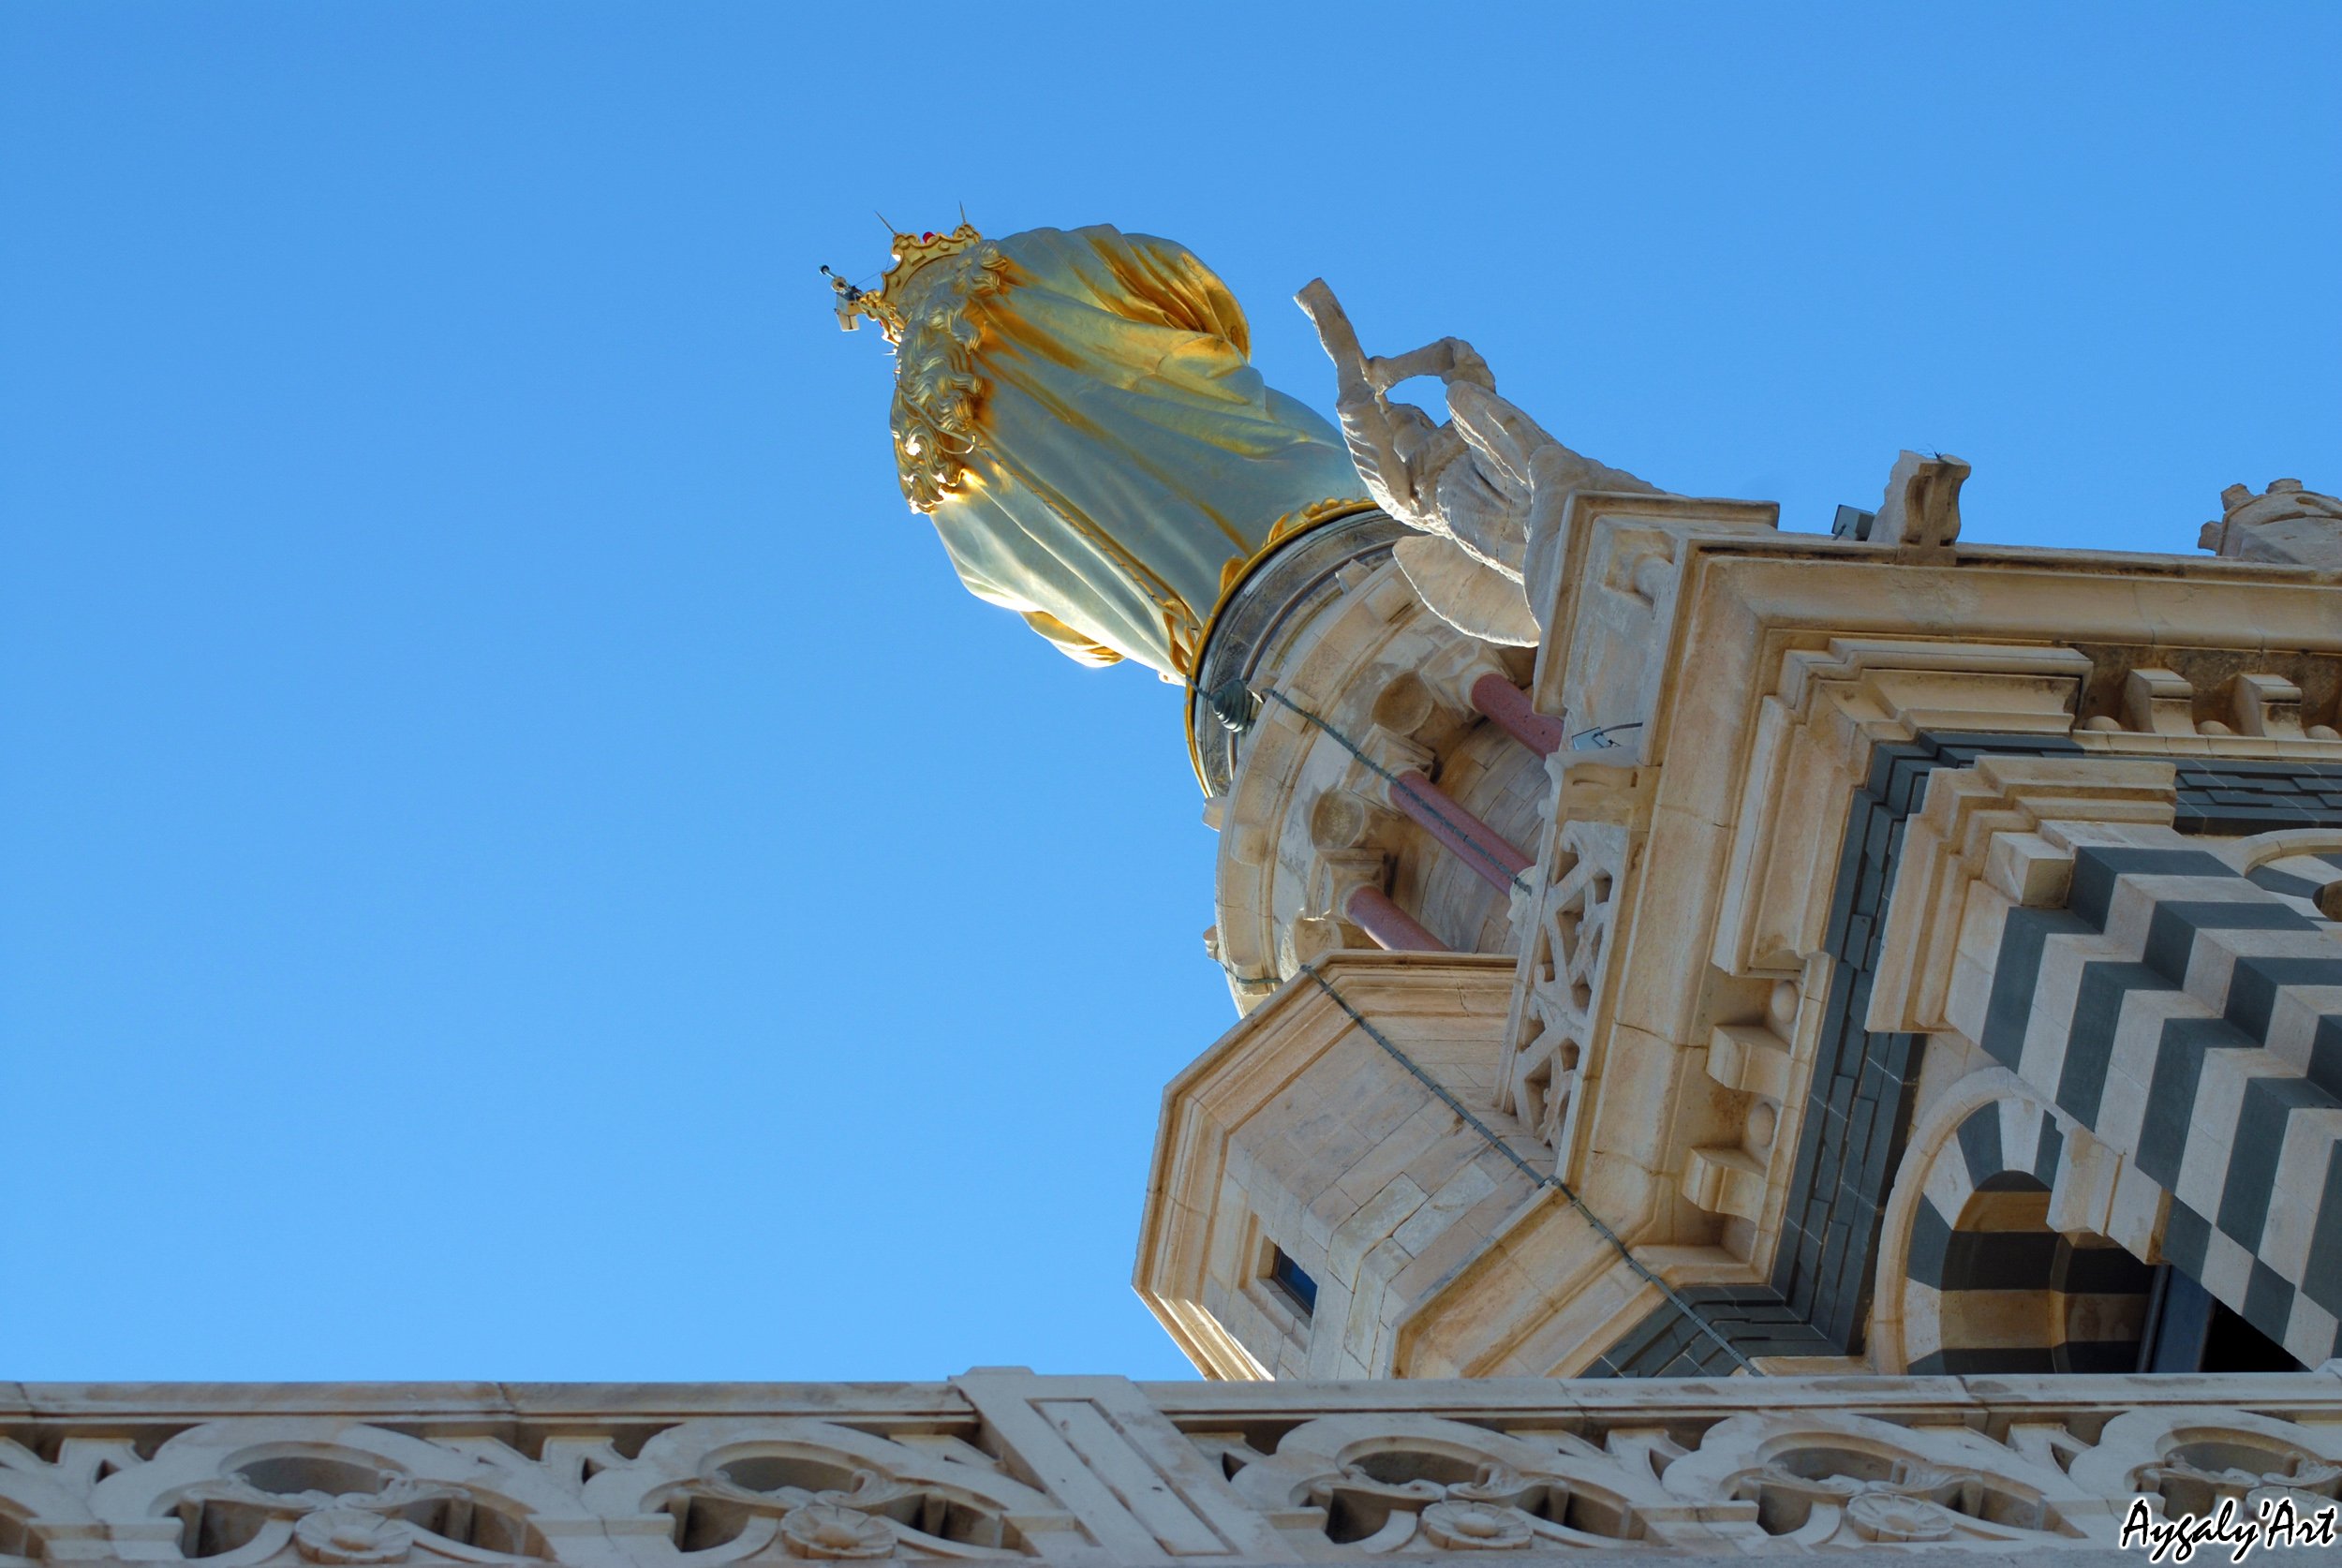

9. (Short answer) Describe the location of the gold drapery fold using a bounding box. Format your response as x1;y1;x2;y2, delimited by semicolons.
887;226;1364;679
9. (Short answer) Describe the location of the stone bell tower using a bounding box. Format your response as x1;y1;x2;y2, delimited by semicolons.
1137;285;2342;1392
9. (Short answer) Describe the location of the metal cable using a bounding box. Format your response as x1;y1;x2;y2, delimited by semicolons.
1298;963;1761;1377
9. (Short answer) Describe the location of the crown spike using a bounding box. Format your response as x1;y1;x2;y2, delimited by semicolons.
825;216;984;342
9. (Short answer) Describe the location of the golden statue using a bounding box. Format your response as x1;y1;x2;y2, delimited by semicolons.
832;222;1367;680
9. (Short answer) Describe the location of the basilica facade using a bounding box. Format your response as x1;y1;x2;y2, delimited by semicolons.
10;224;2342;1561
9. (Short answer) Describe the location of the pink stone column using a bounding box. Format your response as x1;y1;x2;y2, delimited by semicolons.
1388;771;1533;891
1343;885;1449;953
1470;672;1564;757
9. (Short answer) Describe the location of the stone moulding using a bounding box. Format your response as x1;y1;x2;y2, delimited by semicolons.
1166;498;2342;1389
1188;510;1408;801
8;1371;2342;1561
1202;542;1542;1015
1133;953;1535;1383
1595;735;2342;1377
1540;538;2342;1376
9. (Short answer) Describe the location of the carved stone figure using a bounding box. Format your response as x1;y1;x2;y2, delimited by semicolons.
2199;477;2342;567
1296;279;1662;644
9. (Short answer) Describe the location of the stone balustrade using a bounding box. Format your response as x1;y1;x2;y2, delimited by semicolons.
7;1370;2342;1561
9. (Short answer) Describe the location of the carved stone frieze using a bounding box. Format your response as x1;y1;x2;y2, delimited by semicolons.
15;1375;2342;1561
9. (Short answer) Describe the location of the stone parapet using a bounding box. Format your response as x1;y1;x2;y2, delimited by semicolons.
6;1371;2342;1561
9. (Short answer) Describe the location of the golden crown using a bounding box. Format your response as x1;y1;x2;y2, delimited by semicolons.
823;219;982;339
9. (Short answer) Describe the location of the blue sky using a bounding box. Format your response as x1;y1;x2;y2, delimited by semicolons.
2;3;2335;1382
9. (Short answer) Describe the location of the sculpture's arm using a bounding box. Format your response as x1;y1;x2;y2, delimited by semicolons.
1295;279;1375;404
1296;279;1421;519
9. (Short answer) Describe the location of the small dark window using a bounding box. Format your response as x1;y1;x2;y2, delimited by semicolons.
1268;1247;1318;1317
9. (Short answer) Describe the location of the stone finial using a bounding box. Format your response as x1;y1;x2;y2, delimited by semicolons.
2199;478;2342;567
1869;451;1968;552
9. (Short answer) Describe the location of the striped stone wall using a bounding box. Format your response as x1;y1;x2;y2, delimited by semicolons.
1958;834;2342;1365
1900;1098;2157;1375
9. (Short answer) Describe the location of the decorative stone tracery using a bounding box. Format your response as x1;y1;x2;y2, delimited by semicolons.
1501;816;1627;1161
16;1375;2342;1561
1222;1414;1655;1553
601;1418;1053;1560
1662;1412;2083;1549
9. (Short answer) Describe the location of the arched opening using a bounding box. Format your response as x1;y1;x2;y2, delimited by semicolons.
1909;1172;2156;1373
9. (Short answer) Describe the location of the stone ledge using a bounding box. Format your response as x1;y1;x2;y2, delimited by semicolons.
7;1370;2339;1561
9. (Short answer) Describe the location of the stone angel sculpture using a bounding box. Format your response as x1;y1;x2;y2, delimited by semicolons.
1297;280;1661;644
